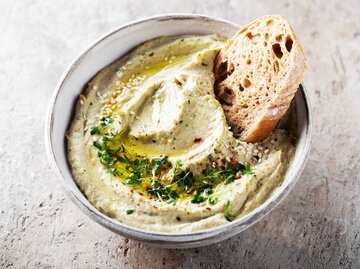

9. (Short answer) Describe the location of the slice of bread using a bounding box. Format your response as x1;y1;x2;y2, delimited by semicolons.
214;15;306;143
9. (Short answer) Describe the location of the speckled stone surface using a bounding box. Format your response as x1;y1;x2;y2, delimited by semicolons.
1;0;360;268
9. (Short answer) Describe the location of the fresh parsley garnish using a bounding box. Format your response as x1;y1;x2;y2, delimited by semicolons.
101;117;114;126
126;209;134;215
203;187;213;196
242;164;253;175
224;199;235;222
106;167;122;177
93;141;104;150
90;126;102;135
191;193;206;204
151;157;169;177
126;172;142;185
208;197;219;205
147;180;178;203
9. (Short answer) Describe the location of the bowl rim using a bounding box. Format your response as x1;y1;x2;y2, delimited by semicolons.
45;13;313;247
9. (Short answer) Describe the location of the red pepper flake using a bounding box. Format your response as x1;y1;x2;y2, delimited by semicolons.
236;174;242;179
194;137;202;143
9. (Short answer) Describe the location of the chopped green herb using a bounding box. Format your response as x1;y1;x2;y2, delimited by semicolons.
148;180;178;203
149;52;154;57
93;141;104;150
126;172;141;185
150;157;169;177
204;167;221;181
224;199;235;222
97;148;116;165
126;209;134;215
208;197;219;205
174;167;194;192
166;190;179;205
191;193;206;204
242;164;253;175
90;126;101;135
101;117;114;126
203;187;213;196
117;154;131;165
106;167;122;177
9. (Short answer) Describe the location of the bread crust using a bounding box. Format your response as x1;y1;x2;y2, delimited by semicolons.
214;15;306;143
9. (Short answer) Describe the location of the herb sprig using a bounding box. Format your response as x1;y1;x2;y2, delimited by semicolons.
224;199;235;222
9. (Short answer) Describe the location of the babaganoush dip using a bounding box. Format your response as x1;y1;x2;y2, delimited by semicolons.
67;35;295;232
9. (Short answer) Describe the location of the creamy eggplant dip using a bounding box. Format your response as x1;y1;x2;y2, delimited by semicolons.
67;35;295;232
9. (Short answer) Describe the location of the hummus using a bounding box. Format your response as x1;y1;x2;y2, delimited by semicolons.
67;35;295;232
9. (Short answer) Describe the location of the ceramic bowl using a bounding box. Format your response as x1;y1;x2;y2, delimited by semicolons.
45;14;312;248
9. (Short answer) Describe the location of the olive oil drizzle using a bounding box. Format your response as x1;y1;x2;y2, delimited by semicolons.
90;116;252;212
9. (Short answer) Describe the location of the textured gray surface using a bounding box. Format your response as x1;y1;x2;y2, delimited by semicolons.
1;0;359;268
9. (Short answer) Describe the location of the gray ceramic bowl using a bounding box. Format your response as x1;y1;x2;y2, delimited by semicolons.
45;14;312;248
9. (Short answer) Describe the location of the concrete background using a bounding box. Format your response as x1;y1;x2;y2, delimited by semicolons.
1;0;359;268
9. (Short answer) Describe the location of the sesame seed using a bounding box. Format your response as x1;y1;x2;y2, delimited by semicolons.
79;100;84;105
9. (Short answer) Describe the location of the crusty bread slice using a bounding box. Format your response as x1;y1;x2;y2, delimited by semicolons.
214;15;306;143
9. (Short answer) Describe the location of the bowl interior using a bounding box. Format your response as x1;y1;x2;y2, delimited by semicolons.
46;15;311;248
